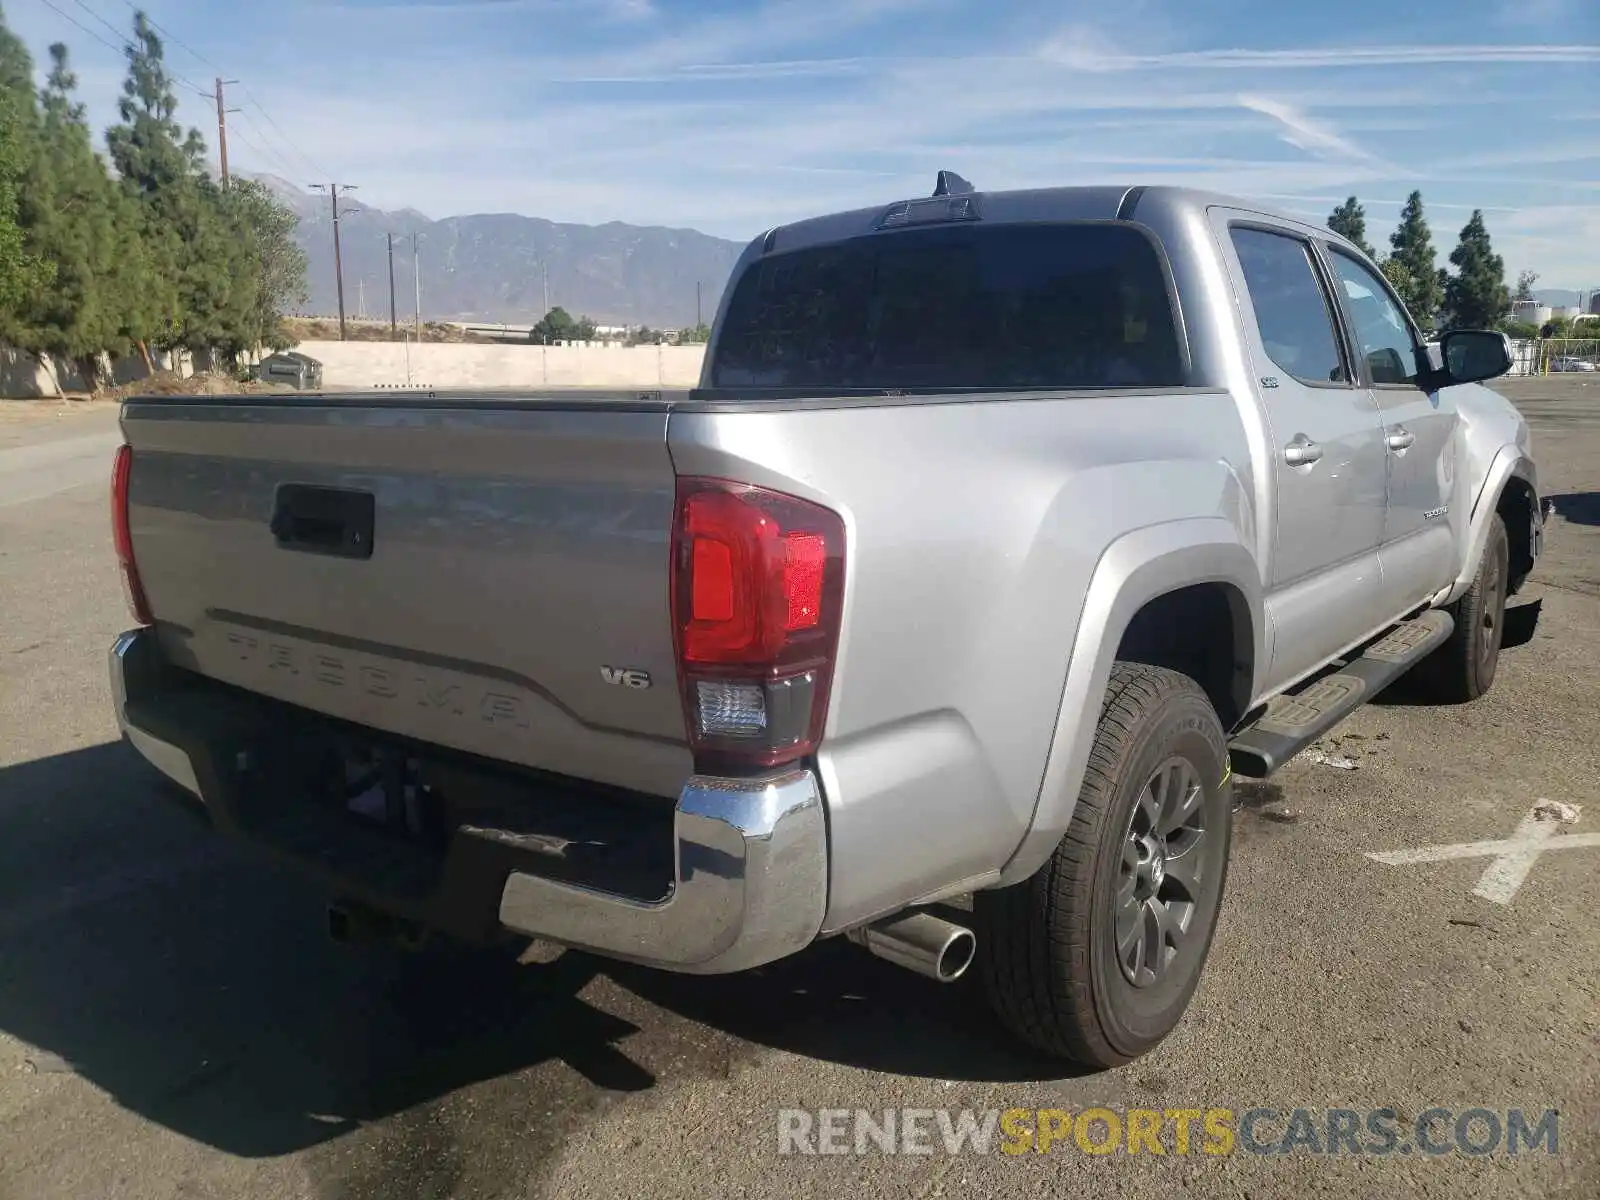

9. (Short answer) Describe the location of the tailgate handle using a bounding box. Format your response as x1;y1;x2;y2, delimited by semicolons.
270;485;375;559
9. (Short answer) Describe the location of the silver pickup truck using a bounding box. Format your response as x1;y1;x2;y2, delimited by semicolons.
109;179;1547;1067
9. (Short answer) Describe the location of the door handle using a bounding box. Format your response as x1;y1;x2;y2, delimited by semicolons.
1283;436;1323;467
1387;428;1416;452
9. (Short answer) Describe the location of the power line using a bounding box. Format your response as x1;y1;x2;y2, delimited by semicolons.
68;0;124;43
229;116;299;177
64;0;201;97
36;0;122;56
113;0;221;73
239;85;328;179
110;0;325;177
228;117;305;182
161;63;212;102
44;0;323;190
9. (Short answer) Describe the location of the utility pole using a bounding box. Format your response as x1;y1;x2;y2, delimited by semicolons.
214;77;239;186
357;278;367;321
387;233;398;334
696;280;702;329
311;183;357;340
542;262;549;317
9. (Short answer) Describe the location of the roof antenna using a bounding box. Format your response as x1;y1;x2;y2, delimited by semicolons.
932;170;974;197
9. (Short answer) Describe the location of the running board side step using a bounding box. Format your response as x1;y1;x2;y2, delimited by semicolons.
1228;610;1455;778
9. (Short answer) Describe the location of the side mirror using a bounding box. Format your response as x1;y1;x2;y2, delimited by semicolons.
1438;329;1513;385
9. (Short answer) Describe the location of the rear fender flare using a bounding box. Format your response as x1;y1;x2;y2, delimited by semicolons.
996;519;1262;887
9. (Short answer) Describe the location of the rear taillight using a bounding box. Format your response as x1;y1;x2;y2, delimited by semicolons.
111;444;153;625
670;477;846;771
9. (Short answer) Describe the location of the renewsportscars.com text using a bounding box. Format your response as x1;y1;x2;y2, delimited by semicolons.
776;1106;1560;1158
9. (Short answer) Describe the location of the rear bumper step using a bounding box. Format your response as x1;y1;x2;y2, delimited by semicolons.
110;627;828;974
1228;609;1455;777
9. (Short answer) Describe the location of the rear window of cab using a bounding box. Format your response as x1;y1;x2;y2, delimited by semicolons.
710;222;1185;391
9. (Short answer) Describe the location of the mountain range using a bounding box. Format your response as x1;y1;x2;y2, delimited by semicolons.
247;174;746;328
248;175;1595;327
1530;290;1589;310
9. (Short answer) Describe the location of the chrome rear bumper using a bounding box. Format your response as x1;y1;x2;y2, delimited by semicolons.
498;771;827;973
111;626;828;974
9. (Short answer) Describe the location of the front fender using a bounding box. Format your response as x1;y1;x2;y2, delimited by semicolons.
997;519;1262;886
1437;445;1539;606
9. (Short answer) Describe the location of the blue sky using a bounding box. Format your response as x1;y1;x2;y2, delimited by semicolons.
8;0;1600;288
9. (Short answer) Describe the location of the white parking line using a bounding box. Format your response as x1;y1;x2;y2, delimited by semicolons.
1366;803;1598;905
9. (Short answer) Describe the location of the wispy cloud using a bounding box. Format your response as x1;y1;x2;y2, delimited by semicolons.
556;56;879;83
1500;0;1583;25
1237;95;1379;164
1255;193;1521;214
1040;41;1600;70
325;0;657;15
558;41;1600;84
1424;141;1600;171
570;0;945;75
7;0;1598;285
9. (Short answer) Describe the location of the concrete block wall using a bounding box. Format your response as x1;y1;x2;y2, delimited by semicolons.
296;341;709;390
0;348;191;398
1;342;707;397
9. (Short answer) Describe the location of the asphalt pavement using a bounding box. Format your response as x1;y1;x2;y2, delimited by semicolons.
0;385;1596;1200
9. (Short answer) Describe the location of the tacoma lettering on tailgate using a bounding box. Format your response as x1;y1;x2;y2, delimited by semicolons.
223;631;532;729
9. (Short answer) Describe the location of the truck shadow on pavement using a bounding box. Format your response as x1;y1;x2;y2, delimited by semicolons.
1369;597;1543;708
1548;492;1599;527
606;923;1069;1086
0;739;1068;1161
1374;490;1590;714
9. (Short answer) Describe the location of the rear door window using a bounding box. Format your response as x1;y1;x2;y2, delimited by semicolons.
710;223;1185;390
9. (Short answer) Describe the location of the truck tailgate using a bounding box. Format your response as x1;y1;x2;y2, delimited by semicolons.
120;399;691;797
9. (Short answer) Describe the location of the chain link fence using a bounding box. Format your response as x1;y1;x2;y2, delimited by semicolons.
1507;337;1600;376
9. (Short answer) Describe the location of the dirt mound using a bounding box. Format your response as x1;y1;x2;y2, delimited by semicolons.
281;317;496;344
109;372;289;399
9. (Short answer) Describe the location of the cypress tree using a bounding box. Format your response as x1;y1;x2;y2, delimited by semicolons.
0;89;50;321
1327;196;1376;259
1388;191;1444;328
23;44;128;385
1443;210;1510;330
106;12;212;356
0;12;61;386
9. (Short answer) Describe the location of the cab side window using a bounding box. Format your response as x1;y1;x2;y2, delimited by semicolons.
1327;250;1419;385
1229;227;1350;387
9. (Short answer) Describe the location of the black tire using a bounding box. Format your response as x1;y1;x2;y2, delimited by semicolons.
974;663;1232;1067
1411;514;1508;704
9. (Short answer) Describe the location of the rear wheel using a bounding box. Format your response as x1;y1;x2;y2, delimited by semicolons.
1412;514;1508;704
974;663;1232;1066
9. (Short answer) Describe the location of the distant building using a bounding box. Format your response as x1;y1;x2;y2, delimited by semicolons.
1510;300;1552;326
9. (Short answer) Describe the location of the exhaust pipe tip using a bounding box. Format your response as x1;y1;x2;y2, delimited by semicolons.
936;926;977;982
847;910;976;984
